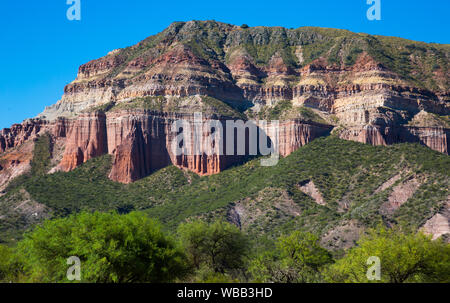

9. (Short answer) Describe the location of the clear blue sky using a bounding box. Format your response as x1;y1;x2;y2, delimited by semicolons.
0;0;449;129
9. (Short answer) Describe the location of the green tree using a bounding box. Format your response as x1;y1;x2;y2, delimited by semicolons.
17;212;189;283
249;231;333;283
178;220;249;274
325;227;450;283
191;265;240;283
248;251;294;283
278;231;333;282
0;245;18;282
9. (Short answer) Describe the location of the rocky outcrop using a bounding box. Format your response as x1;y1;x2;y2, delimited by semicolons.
277;120;332;156
406;126;449;154
86;111;331;183
374;173;402;193
108;127;152;183
59;112;108;171
340;124;449;154
423;214;450;240
2;21;449;185
0;140;34;191
1;108;332;184
0;119;47;153
106;112;227;182
422;200;450;241
106;112;173;183
380;178;421;215
297;180;326;206
340;125;388;146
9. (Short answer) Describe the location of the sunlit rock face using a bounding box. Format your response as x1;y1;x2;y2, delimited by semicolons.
59;112;109;172
59;111;332;183
1;21;449;184
1;109;332;184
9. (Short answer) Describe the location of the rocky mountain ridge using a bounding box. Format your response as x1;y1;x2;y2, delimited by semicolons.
1;20;449;187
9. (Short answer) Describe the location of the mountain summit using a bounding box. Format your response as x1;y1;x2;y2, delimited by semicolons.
0;20;449;247
1;20;449;185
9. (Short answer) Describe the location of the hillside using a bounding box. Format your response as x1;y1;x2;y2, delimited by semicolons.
1;21;448;190
1;135;448;248
0;20;449;249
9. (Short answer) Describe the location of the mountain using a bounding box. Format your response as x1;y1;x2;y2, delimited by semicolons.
0;20;449;245
1;134;448;249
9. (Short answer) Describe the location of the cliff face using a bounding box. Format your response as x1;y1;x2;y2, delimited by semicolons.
276;120;333;156
0;120;45;153
60;112;108;171
105;112;331;183
339;125;449;154
38;21;449;117
0;112;331;184
68;112;332;183
406;126;449;154
1;21;449;184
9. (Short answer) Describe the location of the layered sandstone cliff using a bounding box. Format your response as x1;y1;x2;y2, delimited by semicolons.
1;21;449;184
1;111;331;184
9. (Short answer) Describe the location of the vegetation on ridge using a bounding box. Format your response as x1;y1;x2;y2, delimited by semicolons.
85;20;449;92
85;96;246;119
1;135;448;247
0;132;448;283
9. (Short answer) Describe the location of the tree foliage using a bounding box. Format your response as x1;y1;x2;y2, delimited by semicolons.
249;231;333;283
0;245;20;282
178;220;249;275
17;212;189;283
0;211;448;283
325;227;450;283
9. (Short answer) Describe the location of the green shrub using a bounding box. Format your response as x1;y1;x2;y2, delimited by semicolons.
178;220;249;274
17;212;189;283
249;231;333;283
325;227;450;283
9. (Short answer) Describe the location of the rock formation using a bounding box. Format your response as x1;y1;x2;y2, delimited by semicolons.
422;200;450;241
60;112;108;171
1;21;449;184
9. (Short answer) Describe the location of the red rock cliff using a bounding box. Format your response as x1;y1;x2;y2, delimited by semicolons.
59;112;108;171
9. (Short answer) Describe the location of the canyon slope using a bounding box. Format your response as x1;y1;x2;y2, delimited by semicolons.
1;20;449;186
0;21;449;245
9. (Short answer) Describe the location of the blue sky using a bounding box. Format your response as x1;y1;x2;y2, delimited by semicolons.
0;0;449;129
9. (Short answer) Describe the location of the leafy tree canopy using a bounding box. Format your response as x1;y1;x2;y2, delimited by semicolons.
17;211;189;283
325;227;450;283
178;220;249;275
249;231;333;283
